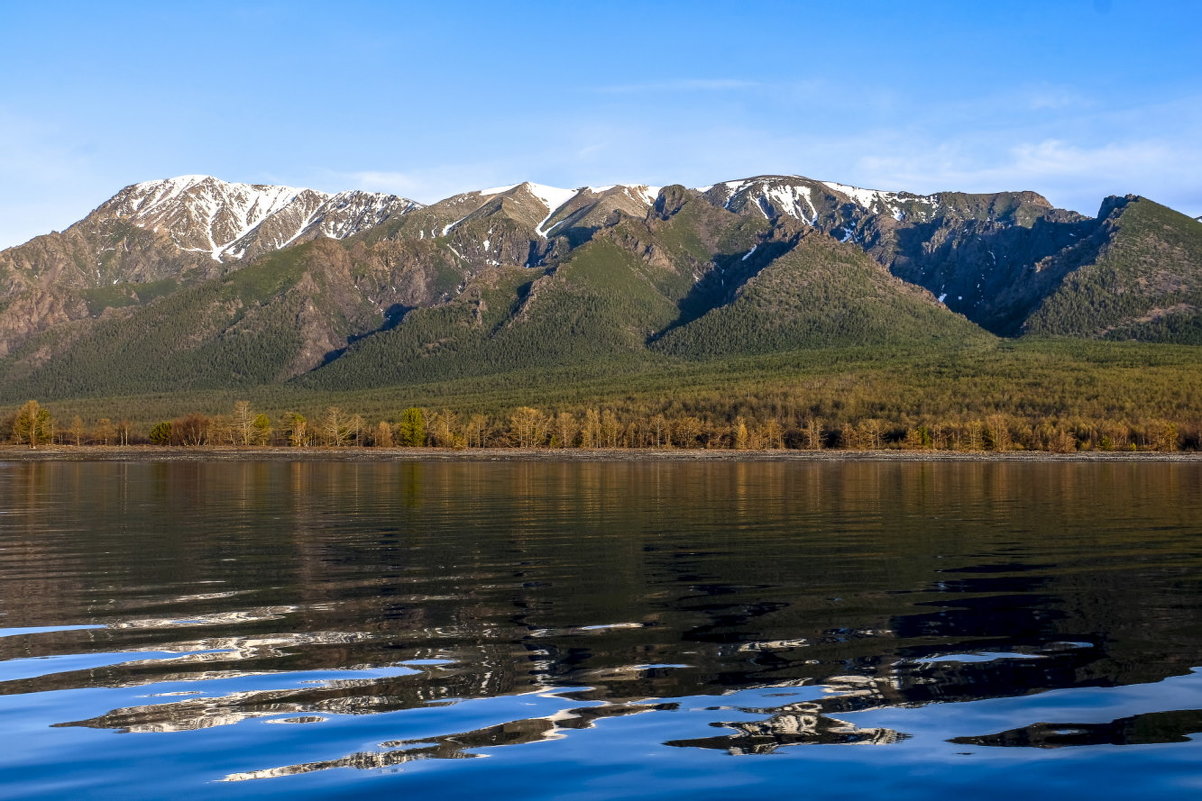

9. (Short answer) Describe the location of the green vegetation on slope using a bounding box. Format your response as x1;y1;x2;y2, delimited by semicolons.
10;339;1200;450
3;185;1201;415
301;238;684;389
0;243;336;398
655;233;988;356
1025;198;1202;342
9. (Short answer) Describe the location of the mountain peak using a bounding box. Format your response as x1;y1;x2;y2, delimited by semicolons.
431;182;662;240
96;175;419;262
1098;194;1141;219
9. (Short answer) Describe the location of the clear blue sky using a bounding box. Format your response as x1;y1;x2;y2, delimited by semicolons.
2;0;1200;248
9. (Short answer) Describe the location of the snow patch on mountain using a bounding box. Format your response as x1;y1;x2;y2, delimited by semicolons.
525;184;578;212
70;172;970;268
586;184;661;206
479;184;519;197
634;185;661;205
718;179;752;209
757;184;818;224
820;180;939;221
107;176;419;262
709;177;822;224
524;184;579;238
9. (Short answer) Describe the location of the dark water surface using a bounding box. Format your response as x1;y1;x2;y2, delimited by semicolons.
2;460;1201;800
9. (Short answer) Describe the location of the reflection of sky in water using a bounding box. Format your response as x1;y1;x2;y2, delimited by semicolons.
2;460;1202;799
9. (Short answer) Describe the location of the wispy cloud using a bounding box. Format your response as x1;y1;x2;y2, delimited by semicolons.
593;78;761;94
854;135;1202;216
317;104;1200;221
813;90;1202;216
1025;85;1091;111
336;171;426;195
321;163;537;204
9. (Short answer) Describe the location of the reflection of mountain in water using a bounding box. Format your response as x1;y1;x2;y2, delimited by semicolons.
221;700;679;781
3;460;1202;777
951;709;1202;748
667;700;906;753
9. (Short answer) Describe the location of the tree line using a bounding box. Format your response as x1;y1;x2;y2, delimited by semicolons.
2;399;1199;452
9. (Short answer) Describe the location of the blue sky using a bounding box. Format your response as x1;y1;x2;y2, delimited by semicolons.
2;0;1200;248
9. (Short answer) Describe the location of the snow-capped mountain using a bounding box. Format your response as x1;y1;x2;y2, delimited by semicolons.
696;174;1049;231
3;170;1200;391
412;181;662;238
100;175;422;262
0;174;422;355
371;181;666;270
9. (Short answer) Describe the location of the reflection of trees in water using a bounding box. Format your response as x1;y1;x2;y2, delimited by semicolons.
5;461;1202;774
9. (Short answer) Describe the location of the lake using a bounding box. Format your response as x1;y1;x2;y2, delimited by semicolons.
1;459;1201;800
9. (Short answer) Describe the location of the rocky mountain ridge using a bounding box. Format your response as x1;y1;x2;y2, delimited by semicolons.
1;172;1200;400
0;176;419;356
89;175;422;263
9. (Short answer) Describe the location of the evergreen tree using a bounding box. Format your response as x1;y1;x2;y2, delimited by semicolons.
252;414;272;445
397;407;427;447
149;421;173;445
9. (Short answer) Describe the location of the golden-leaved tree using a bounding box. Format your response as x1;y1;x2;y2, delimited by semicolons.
11;400;54;448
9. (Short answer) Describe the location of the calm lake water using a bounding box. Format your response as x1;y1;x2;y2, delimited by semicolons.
2;459;1201;800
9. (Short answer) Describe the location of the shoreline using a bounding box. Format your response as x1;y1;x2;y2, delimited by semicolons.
2;446;1201;463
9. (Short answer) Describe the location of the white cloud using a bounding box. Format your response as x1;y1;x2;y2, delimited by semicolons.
335;171;427;195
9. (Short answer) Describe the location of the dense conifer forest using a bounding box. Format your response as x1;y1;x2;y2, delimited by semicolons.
4;339;1200;452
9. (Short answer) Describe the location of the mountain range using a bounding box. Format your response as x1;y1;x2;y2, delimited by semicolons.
1;173;1200;401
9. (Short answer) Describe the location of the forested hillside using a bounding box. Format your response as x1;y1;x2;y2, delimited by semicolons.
1;173;1200;412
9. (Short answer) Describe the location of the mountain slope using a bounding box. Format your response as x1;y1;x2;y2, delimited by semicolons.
652;229;986;357
0;176;418;357
301;234;688;390
686;176;1117;337
304;187;986;390
1024;196;1202;343
0;239;391;397
2;172;1201;403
